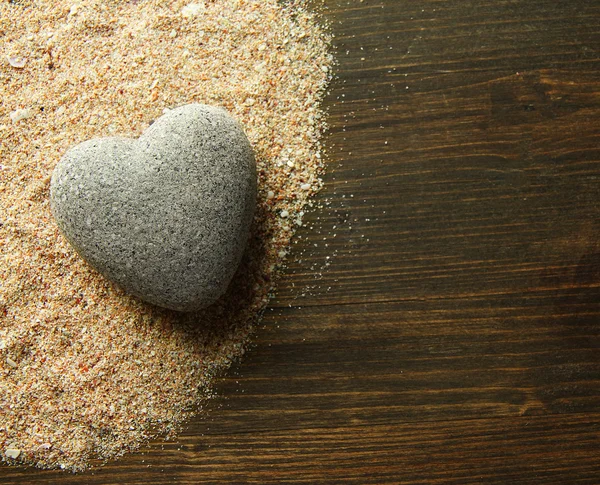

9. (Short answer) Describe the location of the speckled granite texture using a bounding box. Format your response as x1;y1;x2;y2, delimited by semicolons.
50;104;257;311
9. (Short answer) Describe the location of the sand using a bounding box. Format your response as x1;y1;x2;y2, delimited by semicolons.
0;0;332;471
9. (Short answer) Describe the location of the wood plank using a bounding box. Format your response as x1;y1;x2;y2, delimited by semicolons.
2;415;600;483
275;0;600;306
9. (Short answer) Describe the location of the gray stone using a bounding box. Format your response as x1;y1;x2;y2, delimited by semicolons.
50;104;257;312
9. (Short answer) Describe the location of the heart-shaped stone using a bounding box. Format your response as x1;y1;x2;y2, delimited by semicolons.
50;104;257;312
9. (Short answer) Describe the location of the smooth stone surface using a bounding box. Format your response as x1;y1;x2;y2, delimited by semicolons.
50;104;257;312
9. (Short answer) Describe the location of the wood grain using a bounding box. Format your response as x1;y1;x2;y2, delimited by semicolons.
2;0;600;483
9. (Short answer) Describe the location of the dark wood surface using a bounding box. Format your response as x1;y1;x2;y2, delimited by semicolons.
3;0;600;482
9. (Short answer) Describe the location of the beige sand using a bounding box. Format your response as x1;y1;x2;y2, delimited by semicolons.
0;0;332;470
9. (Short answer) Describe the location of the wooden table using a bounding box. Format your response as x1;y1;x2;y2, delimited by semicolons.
3;0;600;483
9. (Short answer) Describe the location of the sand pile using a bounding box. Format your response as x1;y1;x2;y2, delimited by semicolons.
0;0;332;471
